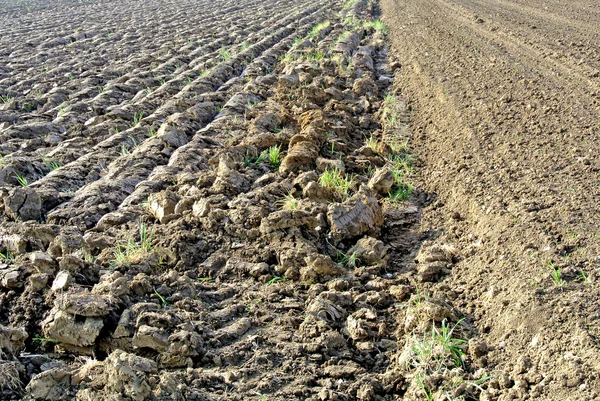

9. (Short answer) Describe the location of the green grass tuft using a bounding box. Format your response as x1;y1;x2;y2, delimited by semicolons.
319;168;354;198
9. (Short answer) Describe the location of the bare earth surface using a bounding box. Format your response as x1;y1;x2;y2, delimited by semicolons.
382;0;600;399
0;0;599;400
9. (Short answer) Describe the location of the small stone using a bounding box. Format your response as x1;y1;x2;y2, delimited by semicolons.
1;270;20;288
51;271;71;292
223;370;239;384
92;272;130;297
346;315;369;340
278;74;299;88
192;198;211;217
174;197;193;215
249;263;270;278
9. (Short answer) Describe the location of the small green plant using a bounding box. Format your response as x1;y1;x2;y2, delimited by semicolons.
363;19;388;36
112;222;154;267
0;250;15;261
23;103;35;112
246;99;260;110
154;289;168;307
337;31;351;42
416;374;434;401
132;112;144;127
365;134;379;151
277;192;298;210
307;20;330;40
120;144;130;156
15;174;28;187
319;168;354;198
382;92;401;130
293;37;303;46
240;41;250;51
549;262;565;286
389;185;413;202
98;86;105;94
147;127;157;137
243;150;265;167
342;0;359;11
577;270;589;283
0;154;7;167
412;286;427;308
199;70;209;78
335;251;359;268
265;145;282;168
279;53;295;63
43;158;61;170
267;276;284;285
58;104;66;117
406;319;467;373
83;252;96;263
306;51;324;61
139;222;152;250
344;15;359;29
389;138;410;155
0;94;13;104
220;47;231;61
184;76;193;86
32;334;58;344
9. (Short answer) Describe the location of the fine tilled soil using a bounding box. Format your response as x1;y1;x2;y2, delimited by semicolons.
0;0;598;400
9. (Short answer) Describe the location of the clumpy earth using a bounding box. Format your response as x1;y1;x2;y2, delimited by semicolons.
0;0;599;400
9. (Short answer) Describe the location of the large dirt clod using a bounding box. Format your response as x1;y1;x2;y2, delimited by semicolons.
4;187;42;221
148;190;180;224
42;308;104;347
0;325;27;357
327;186;384;240
104;350;157;401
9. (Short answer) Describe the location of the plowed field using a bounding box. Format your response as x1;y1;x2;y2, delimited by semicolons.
1;0;599;400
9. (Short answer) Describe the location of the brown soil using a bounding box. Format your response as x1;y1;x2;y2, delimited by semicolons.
1;0;599;399
382;0;600;399
1;0;432;400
